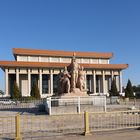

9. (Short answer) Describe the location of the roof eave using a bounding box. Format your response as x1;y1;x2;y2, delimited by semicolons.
0;61;128;70
13;48;113;59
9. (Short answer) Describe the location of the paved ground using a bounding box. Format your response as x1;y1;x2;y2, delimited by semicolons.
43;129;140;140
1;129;140;140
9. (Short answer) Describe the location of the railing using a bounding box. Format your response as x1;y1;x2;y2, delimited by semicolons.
0;115;16;139
89;110;140;131
20;113;84;139
0;99;45;111
0;110;140;139
45;96;106;115
0;98;139;113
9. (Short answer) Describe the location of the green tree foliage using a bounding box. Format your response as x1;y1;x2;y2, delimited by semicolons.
0;90;4;96
125;79;134;98
0;90;4;97
12;81;21;99
133;85;140;92
30;81;40;99
109;78;119;96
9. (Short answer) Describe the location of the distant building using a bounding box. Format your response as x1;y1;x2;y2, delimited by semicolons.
0;48;128;98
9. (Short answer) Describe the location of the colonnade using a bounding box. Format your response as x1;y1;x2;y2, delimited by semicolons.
5;68;122;97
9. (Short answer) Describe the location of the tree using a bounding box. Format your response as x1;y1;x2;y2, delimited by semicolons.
12;81;21;99
0;90;4;97
125;79;134;98
30;81;40;99
133;85;140;92
109;78;119;96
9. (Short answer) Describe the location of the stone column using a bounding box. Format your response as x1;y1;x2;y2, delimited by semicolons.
111;70;114;81
39;69;42;97
93;70;96;93
16;68;19;86
28;69;31;96
5;68;9;97
107;77;110;93
119;71;122;93
50;70;53;95
102;70;105;93
84;72;87;90
48;76;50;94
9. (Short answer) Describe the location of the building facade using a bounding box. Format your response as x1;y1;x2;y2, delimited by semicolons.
0;48;128;98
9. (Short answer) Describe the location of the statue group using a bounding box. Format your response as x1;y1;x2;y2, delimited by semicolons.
58;56;86;95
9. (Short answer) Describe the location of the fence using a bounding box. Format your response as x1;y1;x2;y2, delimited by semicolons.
0;99;46;115
89;110;140;131
106;98;140;112
45;96;106;115
0;115;16;139
119;99;140;107
0;110;140;139
0;98;140;114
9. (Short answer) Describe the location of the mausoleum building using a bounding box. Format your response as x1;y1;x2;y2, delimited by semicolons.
0;48;128;98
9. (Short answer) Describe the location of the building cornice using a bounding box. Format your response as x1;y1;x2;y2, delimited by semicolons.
13;48;113;59
0;61;128;70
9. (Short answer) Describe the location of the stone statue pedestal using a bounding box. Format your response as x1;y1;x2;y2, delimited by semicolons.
61;88;88;97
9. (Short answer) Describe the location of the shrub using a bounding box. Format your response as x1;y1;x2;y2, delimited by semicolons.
30;81;40;99
109;78;119;96
12;81;21;99
125;79;134;98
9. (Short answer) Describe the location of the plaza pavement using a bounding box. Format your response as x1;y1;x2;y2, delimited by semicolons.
42;129;140;140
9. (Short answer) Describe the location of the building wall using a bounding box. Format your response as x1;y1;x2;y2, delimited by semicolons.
17;55;109;64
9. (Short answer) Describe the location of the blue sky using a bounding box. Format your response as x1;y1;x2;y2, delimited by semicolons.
0;0;140;91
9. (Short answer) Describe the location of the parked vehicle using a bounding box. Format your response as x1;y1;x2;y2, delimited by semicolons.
0;99;16;105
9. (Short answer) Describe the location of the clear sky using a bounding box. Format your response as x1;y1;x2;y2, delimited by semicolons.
0;0;140;91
